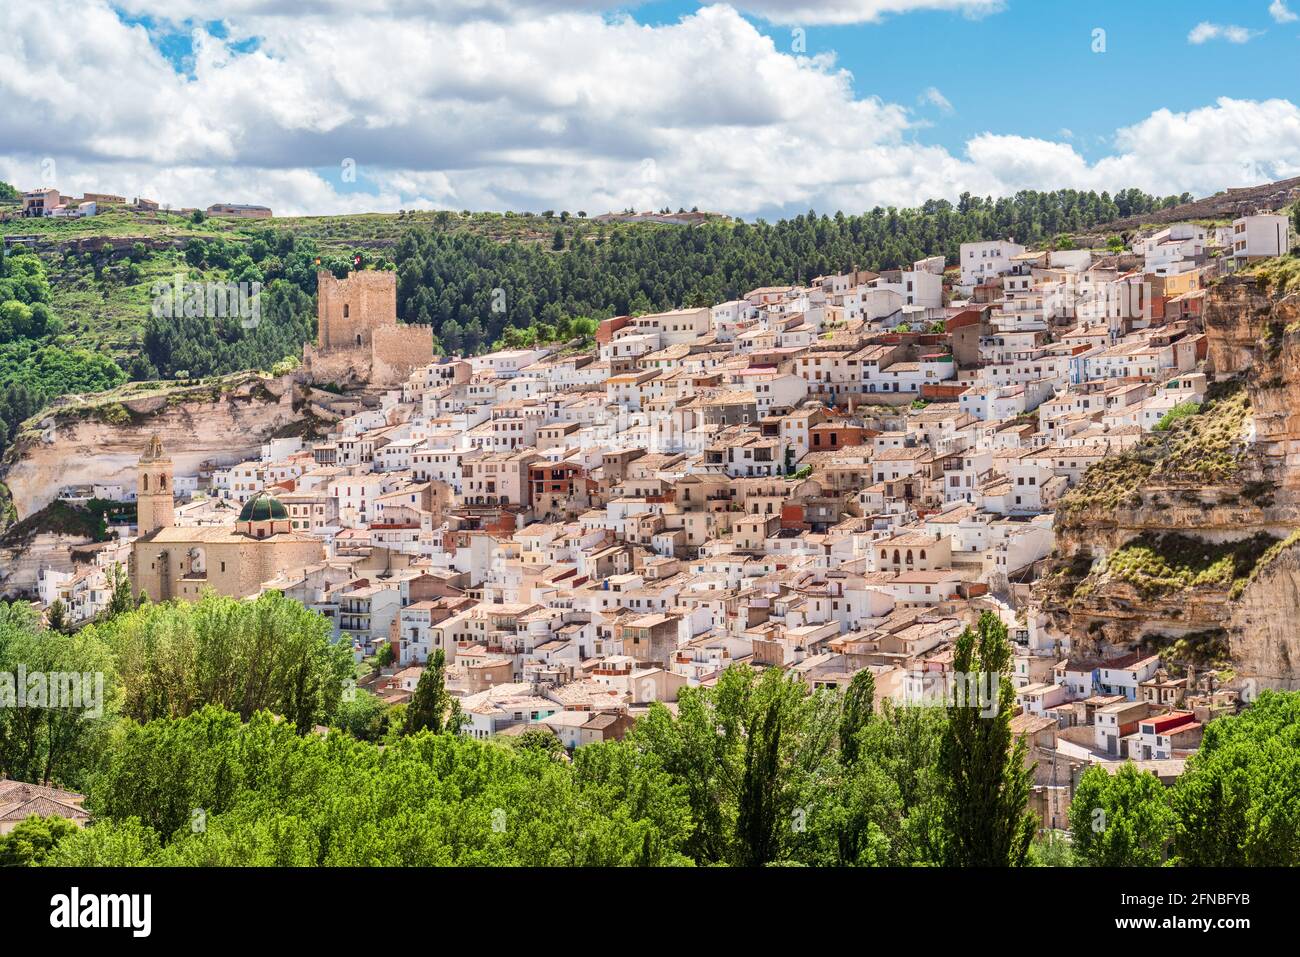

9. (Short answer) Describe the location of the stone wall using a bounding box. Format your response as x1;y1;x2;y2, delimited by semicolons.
371;324;435;387
317;270;399;350
309;270;433;387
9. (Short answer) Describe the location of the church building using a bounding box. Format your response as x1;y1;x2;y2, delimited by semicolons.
129;436;326;602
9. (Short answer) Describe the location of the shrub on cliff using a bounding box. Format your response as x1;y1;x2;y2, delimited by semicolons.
1103;531;1279;597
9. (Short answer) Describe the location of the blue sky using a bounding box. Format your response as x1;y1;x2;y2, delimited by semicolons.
627;0;1300;159
3;1;1299;217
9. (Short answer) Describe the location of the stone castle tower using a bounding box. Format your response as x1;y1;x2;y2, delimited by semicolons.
306;269;435;387
136;433;175;535
316;269;399;351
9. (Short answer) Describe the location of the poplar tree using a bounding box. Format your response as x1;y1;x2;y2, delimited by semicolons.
838;668;876;765
735;696;783;867
939;611;1036;866
403;648;451;736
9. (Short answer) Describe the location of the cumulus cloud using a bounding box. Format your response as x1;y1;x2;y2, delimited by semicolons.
1269;1;1298;24
726;0;1005;25
2;2;1298;219
112;0;1007;27
1187;22;1259;44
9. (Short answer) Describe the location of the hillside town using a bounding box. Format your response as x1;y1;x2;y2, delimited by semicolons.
0;185;271;221
28;206;1293;832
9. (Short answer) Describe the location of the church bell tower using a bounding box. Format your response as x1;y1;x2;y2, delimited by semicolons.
136;433;175;535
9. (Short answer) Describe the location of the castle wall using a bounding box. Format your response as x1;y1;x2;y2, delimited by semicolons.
371;325;435;387
302;342;373;389
310;270;432;387
317;270;400;351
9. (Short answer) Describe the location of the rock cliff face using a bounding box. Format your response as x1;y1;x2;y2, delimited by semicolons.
1036;274;1300;689
0;372;301;522
0;532;99;597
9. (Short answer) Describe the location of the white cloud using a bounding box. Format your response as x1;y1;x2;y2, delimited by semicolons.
112;0;1007;27
2;2;1299;220
920;86;954;113
1188;22;1260;44
727;0;1004;25
1269;1;1298;24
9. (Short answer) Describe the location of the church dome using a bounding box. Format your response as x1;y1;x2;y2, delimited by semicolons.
238;492;289;523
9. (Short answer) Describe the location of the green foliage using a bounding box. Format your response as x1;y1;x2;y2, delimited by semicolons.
1171;691;1300;866
45;817;161;866
1061;380;1250;514
141;279;315;379
0;249;125;452
333;689;390;743
104;562;134;619
0;601;119;790
939;611;1036;866
0;500;112;547
46;598;68;633
1027;831;1077;866
0;346;125;460
0;814;80;866
55;665;945;867
1228;528;1300;599
838;668;875;765
1142;628;1231;671
403;649;456;736
1244;255;1300;297
1104;532;1279;597
1153;400;1200;431
80;590;354;733
627;666;830;865
56;706;695;865
626;664;923;867
0;249;53;309
735;696;784;866
1151;381;1251;480
1069;764;1175;866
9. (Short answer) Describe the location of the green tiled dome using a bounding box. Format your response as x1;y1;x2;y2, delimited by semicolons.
238;492;288;523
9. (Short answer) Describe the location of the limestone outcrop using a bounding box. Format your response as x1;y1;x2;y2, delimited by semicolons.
1035;273;1300;689
0;372;301;522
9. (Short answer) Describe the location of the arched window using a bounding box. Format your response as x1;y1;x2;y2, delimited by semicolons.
142;474;149;491
892;549;900;565
920;549;927;560
159;474;167;490
880;549;887;560
906;549;914;564
356;334;362;346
